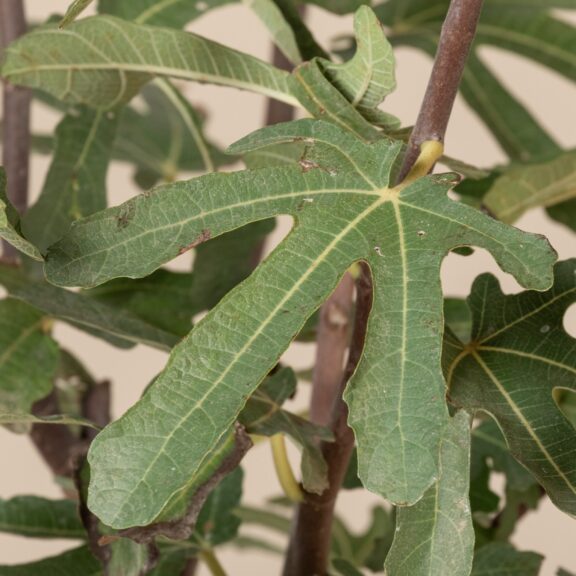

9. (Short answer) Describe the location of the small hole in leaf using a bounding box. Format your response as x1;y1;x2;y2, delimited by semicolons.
564;303;576;338
0;285;7;300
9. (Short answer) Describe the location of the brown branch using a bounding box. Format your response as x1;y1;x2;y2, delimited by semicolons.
29;391;80;480
283;265;372;576
0;0;31;262
397;0;485;182
309;273;355;427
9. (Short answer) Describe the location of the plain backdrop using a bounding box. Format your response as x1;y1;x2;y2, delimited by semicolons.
0;2;575;574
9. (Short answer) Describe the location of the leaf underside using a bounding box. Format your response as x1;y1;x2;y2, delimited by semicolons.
38;119;557;528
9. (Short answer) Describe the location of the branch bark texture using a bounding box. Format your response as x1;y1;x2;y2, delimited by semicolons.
0;0;31;260
398;0;485;182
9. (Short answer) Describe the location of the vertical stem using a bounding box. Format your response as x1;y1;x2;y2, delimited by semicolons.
0;0;31;261
283;266;372;576
309;273;355;427
397;0;485;182
284;0;486;573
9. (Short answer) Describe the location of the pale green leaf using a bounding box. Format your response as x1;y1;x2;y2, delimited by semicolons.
320;6;395;111
0;299;58;415
483;150;576;223
0;169;43;261
0;412;99;430
0;265;179;351
0;547;101;576
22;107;118;252
98;0;233;26
42;120;557;528
115;80;230;183
309;0;369;15
60;0;96;27
470;543;543;576
107;538;149;576
0;496;84;539
244;0;304;64
384;411;474;576
1;16;298;110
446;259;576;515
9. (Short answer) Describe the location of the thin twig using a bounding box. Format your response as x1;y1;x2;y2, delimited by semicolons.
397;0;485;182
0;0;31;261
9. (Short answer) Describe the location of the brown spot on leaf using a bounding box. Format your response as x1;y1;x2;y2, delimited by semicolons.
178;229;211;255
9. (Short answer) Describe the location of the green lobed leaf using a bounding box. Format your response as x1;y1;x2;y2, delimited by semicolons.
98;0;233;26
239;367;333;494
470;543;543;576
60;0;96;27
0;546;101;576
0;496;84;539
0;265;179;351
0;169;43;261
445;259;576;516
548;199;576;232
22;107;118;252
483;150;576;223
88;221;272;337
384;411;475;576
1;16;298;110
0;299;59;415
42;120;557;529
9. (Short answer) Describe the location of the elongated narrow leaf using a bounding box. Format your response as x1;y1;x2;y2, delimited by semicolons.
60;0;96;27
0;169;42;261
98;0;233;26
0;496;84;539
445;259;576;515
22;107;118;252
292;60;381;141
470;543;543;576
239;367;332;494
0;266;178;351
0;547;101;576
0;299;58;414
42;120;557;528
245;0;304;64
483;150;576;223
385;412;474;576
114;81;230;185
1;16;298;109
0;412;98;429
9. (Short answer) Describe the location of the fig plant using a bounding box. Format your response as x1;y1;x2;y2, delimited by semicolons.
0;0;575;575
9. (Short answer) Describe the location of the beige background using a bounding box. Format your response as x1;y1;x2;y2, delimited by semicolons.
0;1;575;573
